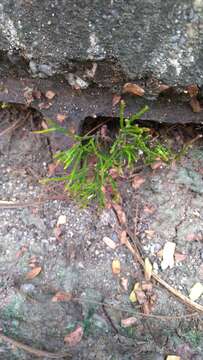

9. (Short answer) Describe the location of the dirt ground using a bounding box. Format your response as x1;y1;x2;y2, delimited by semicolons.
0;106;203;360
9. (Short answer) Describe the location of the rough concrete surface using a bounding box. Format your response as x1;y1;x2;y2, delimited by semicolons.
0;107;203;359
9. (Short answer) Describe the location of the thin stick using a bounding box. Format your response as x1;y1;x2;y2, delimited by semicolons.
125;228;203;314
0;333;70;359
0;111;31;137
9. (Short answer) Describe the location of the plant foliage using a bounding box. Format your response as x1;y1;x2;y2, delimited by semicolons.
34;102;171;206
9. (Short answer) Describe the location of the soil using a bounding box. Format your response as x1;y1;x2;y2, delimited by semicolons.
0;105;203;360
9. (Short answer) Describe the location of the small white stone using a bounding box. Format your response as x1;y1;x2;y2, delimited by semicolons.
57;215;66;226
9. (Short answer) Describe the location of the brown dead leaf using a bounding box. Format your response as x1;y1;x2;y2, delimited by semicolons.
144;258;152;281
41;120;48;129
159;84;170;93
48;162;58;176
119;230;128;245
151;161;165;170
45;90;56;100
54;226;62;241
121;317;137;328
16;246;28;259
166;356;181;360
174;252;187;262
143;205;156;214
112;259;121;275
190;97;202;113
132;175;145;190
142;301;151;315
121;277;128;291
141;281;153;292
112;94;121;107
186;232;202;241
26;266;42;280
64;326;83;347
57;114;66;123
145;230;155;239
187;84;198;97
161;242;176;270
32;90;42;99
38;102;52;110
112;203;126;225
135;290;147;305
103;236;117;250
123;83;145;97
52;291;72;302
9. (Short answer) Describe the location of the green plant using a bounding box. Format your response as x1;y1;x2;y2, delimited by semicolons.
34;102;171;206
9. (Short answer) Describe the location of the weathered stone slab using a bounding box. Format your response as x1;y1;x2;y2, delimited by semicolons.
0;0;202;86
0;1;203;125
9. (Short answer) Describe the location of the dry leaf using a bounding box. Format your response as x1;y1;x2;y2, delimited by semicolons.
121;317;137;328
112;259;121;274
161;242;176;270
141;281;153;292
38;102;52;110
57;215;67;226
145;229;155;239
174;252;187;262
143;301;151;315
151;161;165;170
144;258;152;281
132;175;145;190
189;282;203;301
133;282;142;291
135;290;147;305
64;326;83;347
103;236;117;250
190;97;202;113
54;226;62;240
129;290;137;303
123;83;145;97
112;94;121;107
26;266;42;280
45;90;56;100
121;277;128;291
52;291;72;302
57;114;66;123
41;120;49;129
186;232;202;241
166;356;181;360
143;205;156;214
119;230;128;245
187;84;198;97
159;84;170;93
112;203;126;225
48;162;58;176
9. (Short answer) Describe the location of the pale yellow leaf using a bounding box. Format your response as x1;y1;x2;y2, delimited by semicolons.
112;259;121;274
189;282;203;301
133;282;142;292
129;290;137;303
166;356;181;360
144;258;152;281
161;242;176;270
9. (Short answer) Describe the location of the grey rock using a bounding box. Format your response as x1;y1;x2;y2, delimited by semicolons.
0;0;202;86
20;283;36;295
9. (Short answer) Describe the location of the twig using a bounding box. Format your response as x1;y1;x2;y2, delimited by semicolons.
0;111;32;137
0;333;71;358
125;228;203;314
